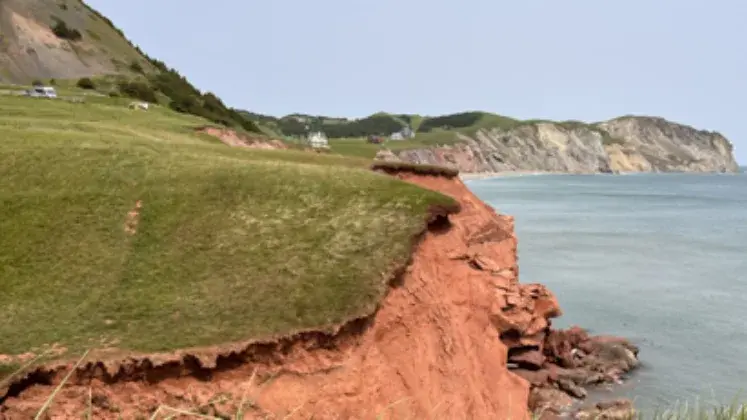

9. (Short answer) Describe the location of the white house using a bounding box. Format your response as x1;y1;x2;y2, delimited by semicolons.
307;131;329;149
390;125;415;141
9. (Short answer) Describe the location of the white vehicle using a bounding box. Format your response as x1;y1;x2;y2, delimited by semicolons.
25;86;57;98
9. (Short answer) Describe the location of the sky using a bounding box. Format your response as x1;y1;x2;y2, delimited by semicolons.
87;0;746;163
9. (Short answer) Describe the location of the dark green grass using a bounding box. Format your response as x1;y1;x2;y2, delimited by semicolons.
371;161;460;178
0;95;456;371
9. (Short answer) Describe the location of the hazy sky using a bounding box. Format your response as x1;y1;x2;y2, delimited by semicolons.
87;0;745;163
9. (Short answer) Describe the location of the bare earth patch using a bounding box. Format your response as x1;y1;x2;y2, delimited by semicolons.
198;126;288;150
123;200;142;235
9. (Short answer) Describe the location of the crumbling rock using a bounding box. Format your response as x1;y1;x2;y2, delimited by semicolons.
518;326;640;417
373;148;402;162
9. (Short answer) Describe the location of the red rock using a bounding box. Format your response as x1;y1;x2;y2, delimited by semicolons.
512;368;550;386
509;349;546;370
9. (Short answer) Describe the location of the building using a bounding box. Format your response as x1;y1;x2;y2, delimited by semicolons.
367;135;385;144
307;131;329;149
390;125;415;141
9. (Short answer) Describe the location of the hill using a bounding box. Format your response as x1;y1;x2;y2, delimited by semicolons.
242;110;739;173
0;0;261;134
0;0;149;82
0;91;457;375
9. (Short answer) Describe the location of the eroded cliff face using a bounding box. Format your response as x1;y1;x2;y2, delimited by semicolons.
599;116;739;173
0;171;637;420
389;117;738;174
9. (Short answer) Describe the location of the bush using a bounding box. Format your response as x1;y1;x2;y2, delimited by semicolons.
418;112;483;133
129;61;144;74
117;81;157;103
147;69;262;133
31;80;43;86
51;20;82;41
76;77;96;90
371;161;460;178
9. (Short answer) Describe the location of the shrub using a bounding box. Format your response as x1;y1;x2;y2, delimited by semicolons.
31;80;43;86
418;112;483;133
370;161;460;178
76;77;95;90
117;81;157;103
51;20;82;41
129;61;144;74
147;70;262;133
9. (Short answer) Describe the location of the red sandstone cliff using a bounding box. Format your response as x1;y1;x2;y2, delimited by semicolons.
0;169;637;419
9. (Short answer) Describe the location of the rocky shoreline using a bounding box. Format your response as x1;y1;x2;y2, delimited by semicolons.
514;326;639;419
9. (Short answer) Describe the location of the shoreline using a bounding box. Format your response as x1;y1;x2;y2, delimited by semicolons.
458;169;746;181
458;171;561;181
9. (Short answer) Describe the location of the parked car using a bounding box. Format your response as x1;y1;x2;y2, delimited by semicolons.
25;85;57;98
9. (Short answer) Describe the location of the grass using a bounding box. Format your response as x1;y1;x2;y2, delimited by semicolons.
0;94;457;374
371;161;460;178
644;401;747;420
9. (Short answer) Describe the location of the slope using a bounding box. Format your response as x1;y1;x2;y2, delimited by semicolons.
0;0;262;134
0;92;457;381
0;0;150;82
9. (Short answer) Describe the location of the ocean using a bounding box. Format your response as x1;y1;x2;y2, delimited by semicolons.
467;168;747;412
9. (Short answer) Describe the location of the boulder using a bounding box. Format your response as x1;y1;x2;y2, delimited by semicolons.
575;399;636;420
509;349;546;370
374;149;402;162
512;368;550;386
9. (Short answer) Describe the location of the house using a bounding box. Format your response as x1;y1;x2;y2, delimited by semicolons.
367;135;385;144
25;85;57;98
390;125;415;141
307;131;329;149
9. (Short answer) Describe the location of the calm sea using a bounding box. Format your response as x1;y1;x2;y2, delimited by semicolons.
467;168;747;412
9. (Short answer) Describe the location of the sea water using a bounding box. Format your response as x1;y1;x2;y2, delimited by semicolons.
467;168;747;412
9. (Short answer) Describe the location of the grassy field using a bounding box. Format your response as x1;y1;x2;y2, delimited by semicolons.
326;135;469;159
0;94;457;377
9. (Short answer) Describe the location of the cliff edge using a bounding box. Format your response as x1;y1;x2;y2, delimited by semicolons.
1;167;638;419
388;116;738;174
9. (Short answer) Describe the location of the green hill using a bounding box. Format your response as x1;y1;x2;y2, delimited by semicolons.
0;0;261;133
239;109;632;159
0;89;457;375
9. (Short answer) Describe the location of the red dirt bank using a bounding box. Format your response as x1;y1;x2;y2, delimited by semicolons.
0;170;637;419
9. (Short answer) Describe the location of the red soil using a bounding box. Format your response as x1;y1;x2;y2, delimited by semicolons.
197;127;288;150
0;170;635;419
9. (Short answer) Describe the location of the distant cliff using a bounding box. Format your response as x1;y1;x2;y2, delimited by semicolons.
385;116;738;174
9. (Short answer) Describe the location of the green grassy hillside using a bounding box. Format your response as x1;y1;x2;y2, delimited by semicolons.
0;0;262;134
241;110;625;159
0;93;457;376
